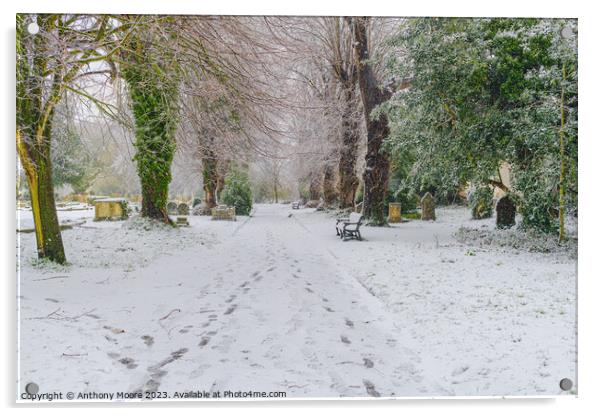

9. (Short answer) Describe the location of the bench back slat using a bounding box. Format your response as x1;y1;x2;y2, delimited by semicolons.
349;212;362;224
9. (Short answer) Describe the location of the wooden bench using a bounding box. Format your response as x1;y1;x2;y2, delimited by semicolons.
336;212;363;241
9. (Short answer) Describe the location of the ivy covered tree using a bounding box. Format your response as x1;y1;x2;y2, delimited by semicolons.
384;17;577;235
120;18;181;223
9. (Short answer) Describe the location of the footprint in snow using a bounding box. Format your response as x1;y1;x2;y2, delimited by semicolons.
452;365;470;376
141;335;154;346
363;379;381;397
199;337;211;347
224;304;237;315
118;357;138;369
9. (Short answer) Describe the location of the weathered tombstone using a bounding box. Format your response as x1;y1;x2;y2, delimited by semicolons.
192;202;211;216
177;202;189;215
166;201;178;215
420;192;436;221
211;205;236;221
305;200;320;208
94;198;129;221
496;195;516;229
176;216;189;227
388;202;402;223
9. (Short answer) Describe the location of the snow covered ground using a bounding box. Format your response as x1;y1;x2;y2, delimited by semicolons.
17;204;577;400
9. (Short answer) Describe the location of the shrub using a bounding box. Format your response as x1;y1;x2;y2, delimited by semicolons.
517;184;559;234
220;168;253;216
468;186;493;219
392;183;420;213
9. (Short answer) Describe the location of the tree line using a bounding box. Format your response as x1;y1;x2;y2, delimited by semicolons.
16;15;577;264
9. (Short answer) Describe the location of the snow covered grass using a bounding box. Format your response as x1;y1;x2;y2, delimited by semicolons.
17;204;576;400
455;225;577;260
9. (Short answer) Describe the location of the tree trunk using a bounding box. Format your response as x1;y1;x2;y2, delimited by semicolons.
351;17;392;226
136;140;175;223
18;129;66;264
323;161;337;206
337;87;360;209
202;157;218;210
309;173;322;200
215;158;230;203
16;15;67;263
122;29;179;224
200;134;218;211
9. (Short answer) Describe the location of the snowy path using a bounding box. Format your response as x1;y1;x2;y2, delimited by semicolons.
18;204;576;399
158;204;437;398
19;204;437;399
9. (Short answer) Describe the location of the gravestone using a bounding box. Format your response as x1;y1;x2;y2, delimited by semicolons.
496;195;516;229
177;203;189;215
388;202;402;223
420;192;436;221
167;201;178;215
94;198;129;221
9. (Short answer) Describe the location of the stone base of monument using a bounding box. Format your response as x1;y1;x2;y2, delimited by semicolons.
93;198;129;221
175;216;189;227
211;205;236;221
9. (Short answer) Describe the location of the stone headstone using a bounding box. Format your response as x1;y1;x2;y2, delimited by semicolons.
420;192;436;221
496;195;516;229
305;199;320;208
166;201;178;215
388;202;402;223
177;203;189;215
192;202;213;216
